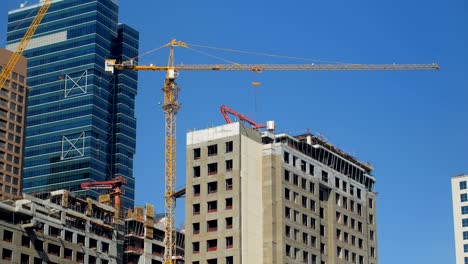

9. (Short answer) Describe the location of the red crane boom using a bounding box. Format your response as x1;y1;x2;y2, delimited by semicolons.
81;176;127;220
220;105;266;130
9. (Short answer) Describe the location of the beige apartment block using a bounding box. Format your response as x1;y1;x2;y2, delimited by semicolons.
0;48;28;200
185;122;378;264
451;174;468;264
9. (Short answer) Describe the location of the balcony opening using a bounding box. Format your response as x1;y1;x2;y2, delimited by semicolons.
207;220;218;232
208;201;217;213
207;239;217;251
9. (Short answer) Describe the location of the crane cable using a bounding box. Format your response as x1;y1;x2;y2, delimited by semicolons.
128;41;355;66
128;44;166;62
185;46;241;65
186;42;353;65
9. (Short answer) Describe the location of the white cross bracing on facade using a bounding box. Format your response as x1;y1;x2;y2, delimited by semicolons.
64;70;88;97
60;132;85;160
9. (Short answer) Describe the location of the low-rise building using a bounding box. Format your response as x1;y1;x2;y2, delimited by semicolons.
0;190;118;263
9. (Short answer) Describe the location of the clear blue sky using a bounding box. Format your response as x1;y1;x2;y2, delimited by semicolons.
1;0;467;263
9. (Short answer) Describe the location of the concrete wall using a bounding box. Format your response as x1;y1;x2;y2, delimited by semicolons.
240;132;263;263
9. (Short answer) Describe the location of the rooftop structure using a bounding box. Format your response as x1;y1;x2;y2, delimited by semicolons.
185;122;378;263
0;48;28;200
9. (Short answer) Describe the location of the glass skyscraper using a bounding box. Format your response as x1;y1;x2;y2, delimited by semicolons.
6;0;139;208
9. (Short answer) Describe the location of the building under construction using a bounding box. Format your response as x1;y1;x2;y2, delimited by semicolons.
185;122;378;264
0;190;118;263
124;204;185;264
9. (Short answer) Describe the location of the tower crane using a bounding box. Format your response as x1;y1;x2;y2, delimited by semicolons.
105;39;439;264
80;176;127;221
0;0;53;90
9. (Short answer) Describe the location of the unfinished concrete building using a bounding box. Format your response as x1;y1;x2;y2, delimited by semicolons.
124;204;185;264
0;48;28;200
185;122;378;264
0;190;118;263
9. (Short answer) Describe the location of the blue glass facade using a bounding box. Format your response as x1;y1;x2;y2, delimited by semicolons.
7;0;138;208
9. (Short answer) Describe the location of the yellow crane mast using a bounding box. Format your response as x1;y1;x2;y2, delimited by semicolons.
105;39;439;264
0;0;53;90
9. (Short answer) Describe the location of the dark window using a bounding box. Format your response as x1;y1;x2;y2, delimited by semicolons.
65;231;73;242
226;217;233;229
208;163;218;175
301;160;306;172
193;148;201;159
77;252;85;262
89;238;97;249
207;220;218;232
208;144;218;156
193;242;200;253
226;236;233;248
301;179;307;190
3;230;13;242
226;198;233;209
21;235;30;247
285;188;291;200
293;174;299;186
321;171;328;183
47;243;61;256
226;256;234;264
225;141;233;153
207;239;218;251
208;181;218;194
193;184;200;196
193;166;201;177
102;242;109;253
226;159;233;171
309;182;315;194
461;181;467;190
77;234;85;245
193;223;200;234
21;253;29;264
284;169;290;182
208;201;217;212
320;225;325;236
193;204;200;215
225;178;233;190
2;249;12;261
284;151;290;163
64;248;73;259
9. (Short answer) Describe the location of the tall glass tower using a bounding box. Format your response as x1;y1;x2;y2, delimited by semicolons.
6;0;139;208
